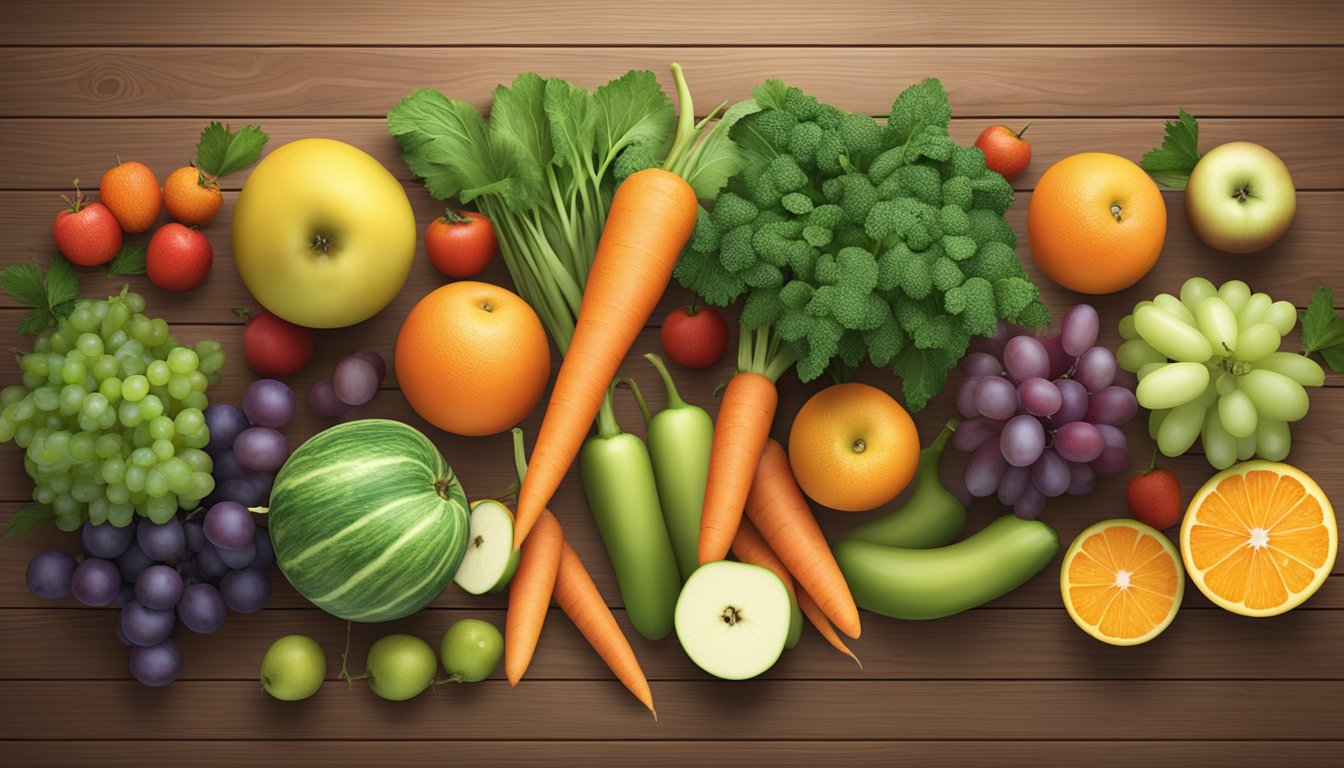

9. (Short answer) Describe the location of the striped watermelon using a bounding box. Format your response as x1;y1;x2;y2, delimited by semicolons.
268;419;470;622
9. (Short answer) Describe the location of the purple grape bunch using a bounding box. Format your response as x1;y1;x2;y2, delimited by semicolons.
204;378;295;509
308;349;387;419
953;306;1139;519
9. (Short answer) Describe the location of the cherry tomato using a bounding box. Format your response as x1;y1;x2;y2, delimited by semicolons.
425;210;497;279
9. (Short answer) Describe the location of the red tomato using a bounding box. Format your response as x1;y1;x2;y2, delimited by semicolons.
660;304;729;368
974;125;1032;181
53;184;122;266
425;210;497;279
146;223;212;292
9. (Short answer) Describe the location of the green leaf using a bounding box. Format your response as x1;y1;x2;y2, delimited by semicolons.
388;88;502;202
544;77;596;170
0;263;46;308
751;79;791;111
18;311;55;335
44;255;79;308
1;256;79;336
4;504;54;540
106;245;147;277
1321;346;1344;373
1140;108;1201;190
1301;285;1337;351
679;99;760;200
195;122;270;178
487;73;552;207
888;78;952;144
592;70;675;170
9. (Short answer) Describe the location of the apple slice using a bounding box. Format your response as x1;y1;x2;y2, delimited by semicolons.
453;500;521;595
674;561;791;680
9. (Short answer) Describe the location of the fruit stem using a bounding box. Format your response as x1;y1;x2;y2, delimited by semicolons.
1145;445;1159;475
434;469;459;501
511;427;530;487
616;376;652;431
1110;203;1123;223
852;438;867;454
231;306;254;322
643;352;688;409
686;294;699;317
59;179;86;213
440;208;472;225
338;621;361;688
1015;123;1032;139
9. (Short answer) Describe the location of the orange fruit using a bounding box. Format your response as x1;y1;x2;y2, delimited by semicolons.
1061;519;1183;646
395;281;551;437
786;382;918;512
1180;461;1337;617
162;165;223;226
1028;152;1167;294
99;160;162;233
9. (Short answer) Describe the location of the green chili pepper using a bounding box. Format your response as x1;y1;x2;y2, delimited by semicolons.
578;377;681;641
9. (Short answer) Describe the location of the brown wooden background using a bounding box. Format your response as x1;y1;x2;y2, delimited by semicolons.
2;1;1342;765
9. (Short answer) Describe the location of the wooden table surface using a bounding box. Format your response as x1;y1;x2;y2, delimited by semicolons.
2;2;1342;765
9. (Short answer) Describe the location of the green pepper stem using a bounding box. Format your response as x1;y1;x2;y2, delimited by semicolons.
510;427;529;486
595;381;624;439
618;376;652;431
932;420;958;452
643;352;687;409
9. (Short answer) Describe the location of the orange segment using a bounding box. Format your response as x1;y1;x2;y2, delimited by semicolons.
1181;461;1338;618
1061;519;1183;646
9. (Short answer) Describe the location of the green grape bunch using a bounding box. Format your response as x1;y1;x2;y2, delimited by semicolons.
0;288;225;530
1119;277;1324;469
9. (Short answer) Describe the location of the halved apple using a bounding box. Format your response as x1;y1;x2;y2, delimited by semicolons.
453;500;521;595
674;561;791;680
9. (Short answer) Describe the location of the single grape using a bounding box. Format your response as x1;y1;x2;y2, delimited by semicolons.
1041;334;1074;381
1074;346;1118;393
204;502;255;551
1003;335;1051;382
220;567;272;613
1054;421;1105;463
120;600;175;646
1014;485;1047;520
26;550;77;600
973;376;1018;421
72;557;123;606
1018;377;1062;417
116;613;133;646
351;349;388;382
114;581;136;608
195;544;229;583
115;541;156;582
204;404;250;452
307;379;346;419
1084;385;1139;426
252;527;275;569
1053;379;1090;425
184;518;207;553
210;449;245;483
1091;424;1132;474
167;347;199;375
962;352;1002;378
178;583;227;633
218;477;267;508
1067;461;1097;496
1030;449;1071;497
955;376;982;419
242;379;296;429
80;520;136;559
137;517;186;561
135;564;185;610
1061;305;1101;357
217;541;257;570
965;435;1010;498
952;417;1001;453
332;356;379;406
997;465;1030;506
130;639;181;687
234;427;288;473
1000;414;1046;467
245;471;275;502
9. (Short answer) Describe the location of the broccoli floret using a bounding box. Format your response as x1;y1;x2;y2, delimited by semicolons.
613;144;661;180
802;225;831;247
795;317;844;381
930;257;964;292
891;164;943;207
943;276;999;337
838;113;883;160
740;287;784;329
672;244;743;307
768;155;809;193
992;277;1040;318
962;241;1024;281
788;122;824;168
970;174;1015;214
888;79;953;143
864;315;906;367
744;262;785;290
942;235;977;262
814;131;848;175
752;220;811;268
941;177;973;211
688;207;720;254
718;224;757;273
780;192;813;215
782;87;823;121
888;244;932;300
837;329;867;368
711;192;759;229
940;204;970;237
822;174;879;226
779;280;816;310
807;203;844;230
967;208;1017;248
868;146;907;185
1014;299;1052;328
750;109;798;152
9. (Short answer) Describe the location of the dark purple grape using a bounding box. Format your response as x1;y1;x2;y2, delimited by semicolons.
234;427;288;473
955;376;982;419
72;557;123;606
1030;448;1071;497
1074;346;1118;393
114;581;136;608
220;567;272;613
962;352;1002;378
217;541;257;569
26;550;77;600
1004;335;1050;382
1019;377;1062;417
204;501;256;550
1054;421;1105;464
116;614;133;646
115;541;156;582
1014;485;1047;519
1053;379;1089;425
1067;461;1097;496
137;517;186;561
80;520;136;559
130;639;181;687
973;376;1018;421
135;564;184;610
218;477;267;508
194;544;229;582
350;349;387;382
952;417;1000;453
120;600;174;646
997;465;1030;506
1000;414;1046;467
176;556;198;583
1085;385;1139;426
252;527;274;569
242;379;296;428
964;435;1009;498
184;518;206;553
1060;305;1100;357
1041;334;1074;380
1091;424;1132;474
204;404;250;452
178;583;227;634
308;379;347;419
332;356;379;406
211;449;245;484
245;471;275;502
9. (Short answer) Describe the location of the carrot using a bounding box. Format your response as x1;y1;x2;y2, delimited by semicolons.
504;509;564;686
514;167;698;548
698;371;779;563
730;516;795;604
554;537;657;718
797;583;862;669
745;438;861;639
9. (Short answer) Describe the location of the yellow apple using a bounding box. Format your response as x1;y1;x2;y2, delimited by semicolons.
232;138;416;328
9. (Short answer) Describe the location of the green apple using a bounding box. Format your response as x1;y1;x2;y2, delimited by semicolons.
453;500;521;595
365;634;437;701
260;634;327;701
440;618;504;683
1184;141;1296;254
232;138;417;328
674;561;791;680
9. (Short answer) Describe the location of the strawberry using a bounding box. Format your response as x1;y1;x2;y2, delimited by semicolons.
236;307;315;378
1126;452;1183;530
146;223;212;292
660;301;729;369
53;180;122;266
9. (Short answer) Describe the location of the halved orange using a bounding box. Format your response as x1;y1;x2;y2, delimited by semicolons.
1061;519;1184;645
1181;461;1337;617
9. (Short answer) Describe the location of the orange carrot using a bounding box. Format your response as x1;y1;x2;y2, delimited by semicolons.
745;439;861;639
553;538;657;718
698;371;778;563
504;509;564;686
796;583;862;669
514;168;698;548
730;516;795;605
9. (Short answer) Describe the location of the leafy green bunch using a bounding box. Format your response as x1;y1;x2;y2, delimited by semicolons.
674;79;1049;409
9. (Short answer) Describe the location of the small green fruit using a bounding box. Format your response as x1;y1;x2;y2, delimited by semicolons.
366;634;437;701
440;618;504;683
260;634;327;701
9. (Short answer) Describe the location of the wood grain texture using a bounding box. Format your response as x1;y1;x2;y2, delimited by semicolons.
2;47;1342;118
7;0;1344;46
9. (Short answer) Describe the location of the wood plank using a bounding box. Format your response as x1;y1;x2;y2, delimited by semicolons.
3;604;1342;682
5;118;1343;192
2;679;1341;739
2;47;1341;118
2;189;1341;328
7;0;1343;46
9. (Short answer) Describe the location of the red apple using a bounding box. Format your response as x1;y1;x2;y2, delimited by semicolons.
974;125;1032;181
